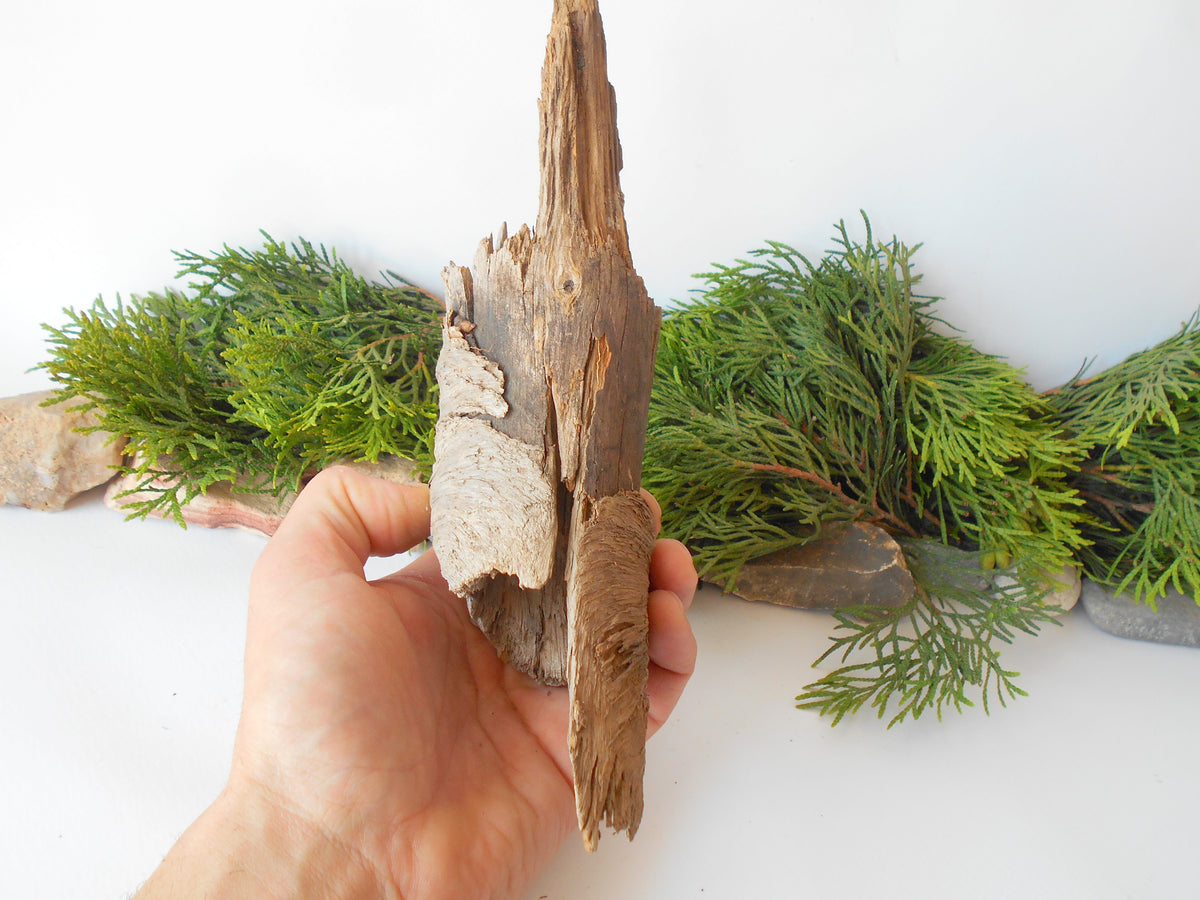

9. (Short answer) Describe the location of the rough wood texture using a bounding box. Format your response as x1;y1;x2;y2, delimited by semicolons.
429;0;660;850
567;491;655;849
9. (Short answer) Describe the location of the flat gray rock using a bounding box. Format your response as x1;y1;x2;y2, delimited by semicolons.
1080;580;1200;648
731;521;916;609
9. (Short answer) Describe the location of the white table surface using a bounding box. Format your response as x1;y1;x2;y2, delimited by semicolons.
4;2;1200;896
3;486;1199;900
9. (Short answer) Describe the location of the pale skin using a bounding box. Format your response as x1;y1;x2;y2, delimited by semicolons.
133;466;699;900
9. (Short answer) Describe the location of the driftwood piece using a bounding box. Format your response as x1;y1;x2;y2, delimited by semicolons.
429;0;660;850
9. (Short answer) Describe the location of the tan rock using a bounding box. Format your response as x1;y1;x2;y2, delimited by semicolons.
106;454;422;536
1042;564;1082;611
0;391;126;511
104;470;297;535
988;563;1082;611
340;455;420;486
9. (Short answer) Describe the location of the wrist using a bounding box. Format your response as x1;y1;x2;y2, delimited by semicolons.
134;782;400;900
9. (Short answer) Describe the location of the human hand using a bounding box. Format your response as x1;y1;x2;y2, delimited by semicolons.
134;466;698;900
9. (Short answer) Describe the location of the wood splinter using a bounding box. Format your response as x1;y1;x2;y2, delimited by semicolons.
428;0;661;851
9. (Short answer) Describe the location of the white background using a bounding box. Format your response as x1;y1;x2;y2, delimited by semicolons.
3;1;1200;898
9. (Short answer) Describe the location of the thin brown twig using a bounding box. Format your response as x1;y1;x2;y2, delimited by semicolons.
740;460;919;536
1078;489;1153;530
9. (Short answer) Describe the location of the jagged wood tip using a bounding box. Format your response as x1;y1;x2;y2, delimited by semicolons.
429;0;660;849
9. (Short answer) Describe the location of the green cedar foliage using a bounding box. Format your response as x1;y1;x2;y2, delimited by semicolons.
40;233;441;524
644;219;1087;584
642;218;1090;724
39;222;1200;725
795;540;1061;726
1046;315;1200;605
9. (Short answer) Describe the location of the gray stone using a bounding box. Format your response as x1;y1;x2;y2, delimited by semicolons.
0;391;126;511
731;521;916;609
1080;580;1200;648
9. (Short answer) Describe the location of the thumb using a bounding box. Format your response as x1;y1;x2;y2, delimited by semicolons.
254;466;431;591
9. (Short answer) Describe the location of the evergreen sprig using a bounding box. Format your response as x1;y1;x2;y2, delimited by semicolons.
40;221;1200;726
40;233;441;522
643;217;1088;723
796;539;1060;727
1048;315;1200;604
644;218;1088;587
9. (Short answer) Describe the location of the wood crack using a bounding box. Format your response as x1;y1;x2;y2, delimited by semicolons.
428;0;660;849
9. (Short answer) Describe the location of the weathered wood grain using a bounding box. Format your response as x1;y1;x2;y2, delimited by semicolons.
429;0;660;849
